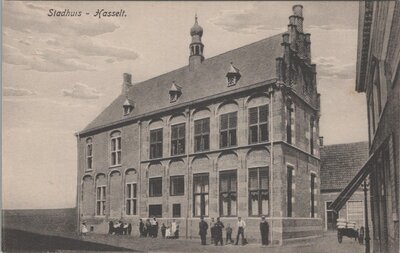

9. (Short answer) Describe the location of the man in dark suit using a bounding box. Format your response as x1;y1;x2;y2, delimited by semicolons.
199;216;209;245
214;217;225;246
260;216;269;247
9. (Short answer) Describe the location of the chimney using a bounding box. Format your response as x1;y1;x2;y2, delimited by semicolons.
292;5;304;33
122;73;133;96
319;136;324;147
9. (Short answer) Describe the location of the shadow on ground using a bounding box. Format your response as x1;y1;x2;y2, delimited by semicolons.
2;228;139;252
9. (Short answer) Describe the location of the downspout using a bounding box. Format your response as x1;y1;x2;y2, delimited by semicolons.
186;107;191;239
138;121;142;218
269;85;275;244
75;133;81;235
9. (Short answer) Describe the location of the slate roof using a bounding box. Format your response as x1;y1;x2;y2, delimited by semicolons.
320;141;369;192
81;33;283;134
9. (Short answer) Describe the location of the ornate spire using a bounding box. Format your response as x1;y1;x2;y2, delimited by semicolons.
189;14;204;70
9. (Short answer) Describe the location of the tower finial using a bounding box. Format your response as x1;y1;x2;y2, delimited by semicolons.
195;13;198;24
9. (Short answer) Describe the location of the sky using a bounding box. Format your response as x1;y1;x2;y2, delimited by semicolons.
2;1;367;209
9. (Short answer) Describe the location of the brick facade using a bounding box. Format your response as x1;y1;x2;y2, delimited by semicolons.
76;5;323;245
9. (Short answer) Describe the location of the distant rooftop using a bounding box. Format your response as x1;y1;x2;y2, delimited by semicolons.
320;141;369;192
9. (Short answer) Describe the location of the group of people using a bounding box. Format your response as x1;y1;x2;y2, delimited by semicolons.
108;220;132;235
139;217;180;239
199;216;270;247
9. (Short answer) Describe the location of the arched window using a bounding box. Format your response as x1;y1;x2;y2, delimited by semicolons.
110;131;121;166
86;138;93;170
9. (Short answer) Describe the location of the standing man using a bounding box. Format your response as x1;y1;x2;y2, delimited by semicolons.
235;217;246;245
260;216;269;247
225;224;234;244
199;216;208;245
214;217;225;246
139;219;144;237
210;217;215;244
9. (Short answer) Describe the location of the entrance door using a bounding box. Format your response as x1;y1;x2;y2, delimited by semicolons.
326;201;338;230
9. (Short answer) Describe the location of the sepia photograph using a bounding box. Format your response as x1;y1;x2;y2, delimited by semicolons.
2;1;399;252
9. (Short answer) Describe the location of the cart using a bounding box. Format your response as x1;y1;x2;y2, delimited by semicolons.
337;227;359;243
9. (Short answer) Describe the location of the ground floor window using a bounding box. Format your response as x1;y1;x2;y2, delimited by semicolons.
173;204;181;217
193;173;209;217
126;183;137;215
96;186;106;216
248;167;269;216
149;204;162;217
219;170;237;216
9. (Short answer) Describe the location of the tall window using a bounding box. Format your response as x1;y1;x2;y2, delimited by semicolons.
220;170;237;217
86;138;93;170
126;183;137;215
149;177;162;197
110;131;121;166
194;118;210;152
193;173;209;217
248;105;269;144
150;128;163;159
249;167;269;216
220;112;237;148
96;186;106;216
310;117;314;155
170;175;184;196
287;167;294;217
286;101;294;144
311;173;316;217
171;123;185;156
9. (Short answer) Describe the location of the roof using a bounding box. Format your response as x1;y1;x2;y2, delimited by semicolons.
320;141;369;192
81;33;283;134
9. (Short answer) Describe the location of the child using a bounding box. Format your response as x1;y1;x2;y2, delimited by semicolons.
81;222;88;236
226;223;233;244
165;226;172;239
161;223;167;238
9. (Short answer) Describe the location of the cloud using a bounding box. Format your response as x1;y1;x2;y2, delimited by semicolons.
3;44;96;72
314;56;355;80
4;2;119;37
3;2;139;72
62;82;102;99
210;2;357;34
68;36;139;61
3;86;37;96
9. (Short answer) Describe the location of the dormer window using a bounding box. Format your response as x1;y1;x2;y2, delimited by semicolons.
123;98;134;115
226;62;241;87
169;82;182;103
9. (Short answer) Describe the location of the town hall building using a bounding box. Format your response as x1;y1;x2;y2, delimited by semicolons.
76;5;323;244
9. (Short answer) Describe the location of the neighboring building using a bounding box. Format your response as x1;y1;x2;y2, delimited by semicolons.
76;5;323;244
320;141;369;231
331;2;399;253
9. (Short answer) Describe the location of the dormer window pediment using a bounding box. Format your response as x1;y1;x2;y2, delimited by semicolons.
226;62;241;87
169;81;182;103
123;98;135;115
